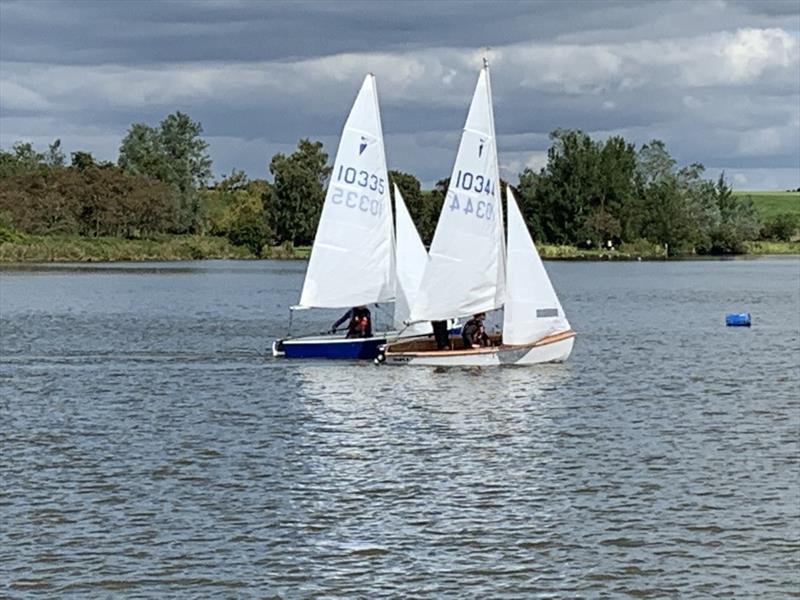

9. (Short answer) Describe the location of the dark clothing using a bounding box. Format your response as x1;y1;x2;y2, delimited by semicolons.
332;309;353;331
431;320;450;350
462;318;489;348
332;307;372;338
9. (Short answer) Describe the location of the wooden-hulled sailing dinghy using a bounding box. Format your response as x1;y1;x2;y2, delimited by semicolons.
378;63;575;367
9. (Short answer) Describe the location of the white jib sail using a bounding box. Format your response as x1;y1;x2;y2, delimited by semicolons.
298;74;395;309
393;184;432;334
409;65;506;322
502;188;570;345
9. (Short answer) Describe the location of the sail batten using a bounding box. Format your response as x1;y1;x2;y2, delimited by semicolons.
298;74;395;309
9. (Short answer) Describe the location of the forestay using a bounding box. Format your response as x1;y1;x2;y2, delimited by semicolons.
502;188;571;345
409;66;506;322
393;185;432;335
298;74;395;308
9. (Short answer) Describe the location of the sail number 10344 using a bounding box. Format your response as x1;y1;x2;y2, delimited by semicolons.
448;191;493;220
453;170;495;195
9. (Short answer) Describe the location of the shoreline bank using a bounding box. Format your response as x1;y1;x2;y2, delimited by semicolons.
0;235;798;263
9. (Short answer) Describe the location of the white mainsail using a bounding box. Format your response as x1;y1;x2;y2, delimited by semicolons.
409;65;506;322
298;74;395;309
392;184;432;335
502;188;570;345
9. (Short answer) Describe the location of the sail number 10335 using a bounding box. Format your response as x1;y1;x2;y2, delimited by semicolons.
331;186;383;217
336;165;385;194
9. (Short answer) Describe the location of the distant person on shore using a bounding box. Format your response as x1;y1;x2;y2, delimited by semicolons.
462;312;490;349
331;306;372;338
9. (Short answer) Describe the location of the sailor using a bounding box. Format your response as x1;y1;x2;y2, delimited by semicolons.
431;320;450;350
331;306;372;338
462;312;490;349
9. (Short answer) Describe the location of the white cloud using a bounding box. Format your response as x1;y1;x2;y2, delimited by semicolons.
1;14;797;189
0;80;51;110
2;27;796;113
719;27;797;83
501;151;549;179
682;95;702;109
706;167;800;190
738;126;783;156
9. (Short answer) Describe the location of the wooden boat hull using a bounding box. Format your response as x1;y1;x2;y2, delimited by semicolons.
380;330;575;367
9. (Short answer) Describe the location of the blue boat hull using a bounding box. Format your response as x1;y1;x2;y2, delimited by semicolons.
277;335;387;360
273;325;460;360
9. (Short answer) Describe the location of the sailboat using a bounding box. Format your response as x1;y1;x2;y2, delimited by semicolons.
378;63;575;366
272;74;431;359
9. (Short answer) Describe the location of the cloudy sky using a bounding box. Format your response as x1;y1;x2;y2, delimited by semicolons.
1;0;798;190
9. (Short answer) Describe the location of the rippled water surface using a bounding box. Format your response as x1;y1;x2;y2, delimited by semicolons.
1;258;799;597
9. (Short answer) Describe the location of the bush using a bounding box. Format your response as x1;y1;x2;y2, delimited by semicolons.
0;213;25;243
618;238;664;257
760;213;798;241
261;240;297;259
227;214;271;256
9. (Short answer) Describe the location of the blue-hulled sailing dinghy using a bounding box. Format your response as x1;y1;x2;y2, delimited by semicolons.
272;75;432;360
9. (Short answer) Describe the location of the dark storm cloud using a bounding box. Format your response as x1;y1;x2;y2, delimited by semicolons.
1;0;798;189
1;0;567;64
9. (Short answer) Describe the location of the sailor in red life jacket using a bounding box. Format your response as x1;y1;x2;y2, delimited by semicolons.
331;306;373;338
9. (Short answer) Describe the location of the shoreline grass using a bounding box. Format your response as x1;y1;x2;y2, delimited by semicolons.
0;234;253;263
1;234;796;264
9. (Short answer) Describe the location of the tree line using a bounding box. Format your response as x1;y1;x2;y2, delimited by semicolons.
0;112;795;255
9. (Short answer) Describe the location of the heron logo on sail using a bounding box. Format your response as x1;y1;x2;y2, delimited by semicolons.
478;138;486;157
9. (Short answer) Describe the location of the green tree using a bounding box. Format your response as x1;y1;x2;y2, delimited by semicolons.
676;163;720;253
118;112;212;232
710;175;760;253
197;171;274;246
579;207;622;248
636;140;676;185
0;161;177;237
227;193;272;256
119;124;170;179
417;178;450;245
197;170;253;235
0;141;45;177
268;139;330;245
71;151;98;171
389;170;439;244
45;139;66;168
517;130;635;245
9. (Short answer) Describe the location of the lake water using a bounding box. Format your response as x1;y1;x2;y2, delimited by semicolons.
1;258;798;597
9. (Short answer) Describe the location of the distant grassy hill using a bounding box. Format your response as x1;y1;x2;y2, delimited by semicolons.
732;190;800;220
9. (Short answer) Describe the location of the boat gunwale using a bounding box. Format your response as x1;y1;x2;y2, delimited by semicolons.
383;329;576;358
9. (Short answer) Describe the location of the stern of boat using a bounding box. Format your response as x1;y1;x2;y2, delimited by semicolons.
271;338;286;357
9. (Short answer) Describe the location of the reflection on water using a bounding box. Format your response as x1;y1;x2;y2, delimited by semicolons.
1;259;798;597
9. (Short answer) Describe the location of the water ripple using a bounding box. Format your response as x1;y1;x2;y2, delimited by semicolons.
1;259;798;597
